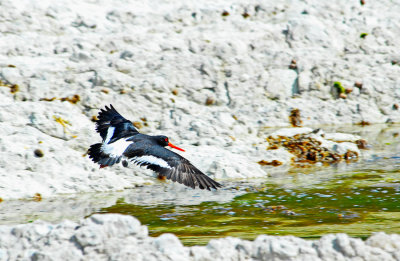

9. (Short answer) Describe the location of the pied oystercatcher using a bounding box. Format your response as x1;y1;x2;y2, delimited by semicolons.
88;105;221;190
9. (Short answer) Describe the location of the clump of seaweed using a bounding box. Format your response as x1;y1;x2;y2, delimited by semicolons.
0;80;19;94
356;120;370;126
257;160;283;166
289;108;302;127
53;115;77;138
205;97;215;105
221;10;230;17
132;121;143;129
33;193;42;202
267;134;358;167
140;117;149;127
40;94;80;104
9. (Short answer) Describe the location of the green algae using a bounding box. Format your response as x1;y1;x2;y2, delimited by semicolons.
99;165;400;246
334;81;345;93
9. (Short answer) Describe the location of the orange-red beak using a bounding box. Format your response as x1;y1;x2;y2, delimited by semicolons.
168;142;185;152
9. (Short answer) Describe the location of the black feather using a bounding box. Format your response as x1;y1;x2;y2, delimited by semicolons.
96;104;139;142
89;105;221;190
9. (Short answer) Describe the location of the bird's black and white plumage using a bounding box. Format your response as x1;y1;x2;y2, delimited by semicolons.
88;105;221;190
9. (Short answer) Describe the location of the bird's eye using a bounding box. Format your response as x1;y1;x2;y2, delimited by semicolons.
165;138;168;142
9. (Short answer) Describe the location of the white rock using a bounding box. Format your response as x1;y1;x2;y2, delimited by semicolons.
366;232;400;254
0;214;399;260
269;128;313;139
154;234;189;261
332;142;360;155
324;133;362;143
265;69;298;100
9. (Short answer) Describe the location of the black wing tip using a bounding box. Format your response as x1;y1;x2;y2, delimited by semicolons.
202;180;222;191
184;164;222;191
102;104;115;110
95;104;128;135
190;172;221;191
152;164;221;191
97;104;119;118
102;104;115;112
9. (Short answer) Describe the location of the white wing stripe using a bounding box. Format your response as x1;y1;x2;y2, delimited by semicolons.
104;127;115;144
130;155;172;169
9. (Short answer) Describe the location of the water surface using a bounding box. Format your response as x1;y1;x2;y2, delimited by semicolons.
96;124;400;245
0;124;398;246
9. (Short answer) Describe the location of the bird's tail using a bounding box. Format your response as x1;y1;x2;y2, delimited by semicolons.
87;143;103;164
87;143;121;168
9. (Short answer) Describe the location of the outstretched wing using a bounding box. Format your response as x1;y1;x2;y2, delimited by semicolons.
153;156;222;190
96;104;139;143
124;144;221;190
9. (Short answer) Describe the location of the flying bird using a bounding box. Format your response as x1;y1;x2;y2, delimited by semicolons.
88;105;221;190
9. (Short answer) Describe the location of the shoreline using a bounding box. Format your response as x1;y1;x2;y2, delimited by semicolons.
1;214;399;260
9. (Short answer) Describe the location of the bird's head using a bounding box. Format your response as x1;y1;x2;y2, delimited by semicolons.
156;135;185;152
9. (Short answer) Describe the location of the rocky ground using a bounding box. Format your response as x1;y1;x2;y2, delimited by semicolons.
1;214;400;261
0;0;399;259
1;0;399;199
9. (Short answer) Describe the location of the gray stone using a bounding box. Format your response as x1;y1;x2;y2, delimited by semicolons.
154;234;189;261
0;214;399;260
265;69;298;100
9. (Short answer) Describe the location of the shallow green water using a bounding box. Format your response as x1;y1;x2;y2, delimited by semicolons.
96;124;400;246
96;163;400;245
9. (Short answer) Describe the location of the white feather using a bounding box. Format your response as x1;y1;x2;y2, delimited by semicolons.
104;127;115;144
130;155;172;169
102;138;131;157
